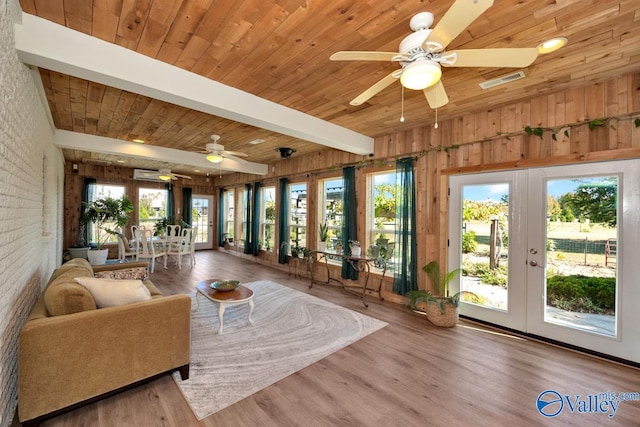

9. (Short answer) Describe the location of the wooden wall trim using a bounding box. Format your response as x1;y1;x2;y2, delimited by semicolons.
441;147;640;175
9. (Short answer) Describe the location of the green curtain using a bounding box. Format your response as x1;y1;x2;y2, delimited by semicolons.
165;183;174;221
251;182;261;255
81;177;96;246
277;178;289;264
341;166;358;280
393;157;418;295
217;189;225;247
244;184;252;254
182;187;192;226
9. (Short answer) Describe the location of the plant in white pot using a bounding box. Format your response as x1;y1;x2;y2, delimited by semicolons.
84;195;133;265
68;208;92;260
348;239;361;256
318;222;328;251
407;261;476;327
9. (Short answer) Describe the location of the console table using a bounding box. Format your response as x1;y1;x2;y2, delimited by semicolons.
309;249;387;307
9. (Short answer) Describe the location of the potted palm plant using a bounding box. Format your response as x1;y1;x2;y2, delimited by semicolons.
407;261;473;327
318;222;328;251
84;195;133;265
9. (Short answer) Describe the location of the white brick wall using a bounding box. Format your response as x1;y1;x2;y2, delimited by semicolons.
0;1;63;425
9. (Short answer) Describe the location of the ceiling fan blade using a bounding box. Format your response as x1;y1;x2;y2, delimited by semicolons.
173;173;192;179
424;0;494;50
350;71;399;106
222;150;248;157
447;48;538;68
423;80;449;109
330;51;403;62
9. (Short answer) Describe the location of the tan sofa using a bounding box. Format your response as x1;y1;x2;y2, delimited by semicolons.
18;259;191;426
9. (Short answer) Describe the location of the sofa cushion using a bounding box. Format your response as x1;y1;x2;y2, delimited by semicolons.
48;258;94;283
74;277;152;308
94;266;148;281
44;267;97;316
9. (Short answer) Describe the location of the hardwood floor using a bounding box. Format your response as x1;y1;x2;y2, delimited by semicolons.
14;250;640;426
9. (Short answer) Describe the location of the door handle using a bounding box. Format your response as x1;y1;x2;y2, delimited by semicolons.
529;260;544;268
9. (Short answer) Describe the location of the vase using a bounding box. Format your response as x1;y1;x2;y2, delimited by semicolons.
68;247;90;260
318;241;326;252
87;249;109;265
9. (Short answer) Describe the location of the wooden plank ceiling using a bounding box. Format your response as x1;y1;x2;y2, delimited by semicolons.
18;0;640;176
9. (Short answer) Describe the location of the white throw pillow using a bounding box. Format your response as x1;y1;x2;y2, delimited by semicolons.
74;277;152;308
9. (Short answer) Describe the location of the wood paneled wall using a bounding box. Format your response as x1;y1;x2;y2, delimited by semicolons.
64;72;640;302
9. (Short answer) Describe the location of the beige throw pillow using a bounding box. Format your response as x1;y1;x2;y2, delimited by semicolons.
74;277;152;308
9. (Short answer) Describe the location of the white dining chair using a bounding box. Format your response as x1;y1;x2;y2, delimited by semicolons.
117;234;136;261
135;228;166;273
166;228;196;270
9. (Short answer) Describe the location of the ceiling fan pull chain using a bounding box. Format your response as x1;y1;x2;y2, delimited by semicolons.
400;85;405;122
434;89;439;129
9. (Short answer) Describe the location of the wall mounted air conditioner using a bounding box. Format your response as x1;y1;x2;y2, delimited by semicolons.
133;169;164;182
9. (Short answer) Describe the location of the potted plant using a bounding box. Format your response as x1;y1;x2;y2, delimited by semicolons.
318;222;328;251
68;207;92;260
407;261;473;327
153;217;171;237
84;195;133;265
348;239;361;256
290;245;300;258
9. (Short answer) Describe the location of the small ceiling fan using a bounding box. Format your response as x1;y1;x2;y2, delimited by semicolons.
201;135;249;163
135;168;192;181
330;0;539;109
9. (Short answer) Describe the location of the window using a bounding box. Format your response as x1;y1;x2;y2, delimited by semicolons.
368;171;396;246
239;186;251;248
88;184;126;245
289;183;307;251
261;186;276;251
224;190;235;244
368;171;397;270
138;187;167;230
318;178;344;249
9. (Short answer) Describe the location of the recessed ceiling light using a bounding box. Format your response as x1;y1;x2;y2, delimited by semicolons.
249;139;265;145
194;169;201;173
116;160;126;163
132;138;145;143
537;37;568;54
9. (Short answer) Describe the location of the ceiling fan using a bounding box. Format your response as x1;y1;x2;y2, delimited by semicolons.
201;134;249;163
330;0;539;109
134;168;192;182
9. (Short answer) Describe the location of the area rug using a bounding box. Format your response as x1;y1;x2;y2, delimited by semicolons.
173;280;387;420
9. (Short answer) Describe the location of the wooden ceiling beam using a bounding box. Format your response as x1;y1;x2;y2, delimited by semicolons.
53;130;269;175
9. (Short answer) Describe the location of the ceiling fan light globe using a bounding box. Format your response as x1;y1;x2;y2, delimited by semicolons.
537;37;568;54
206;154;224;163
400;60;441;90
158;174;172;181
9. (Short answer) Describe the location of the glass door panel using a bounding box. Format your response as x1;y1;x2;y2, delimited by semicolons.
461;184;510;311
449;172;527;331
192;195;214;250
544;177;618;337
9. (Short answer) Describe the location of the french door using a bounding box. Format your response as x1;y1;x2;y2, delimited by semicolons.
192;195;214;250
448;160;640;362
